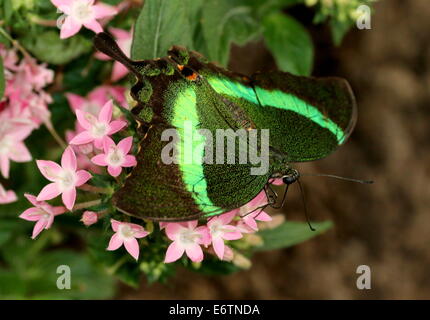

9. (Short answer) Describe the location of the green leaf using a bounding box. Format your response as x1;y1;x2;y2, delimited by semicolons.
201;0;260;66
256;220;333;251
262;12;314;76
330;19;354;46
0;55;4;100
131;0;192;60
21;31;92;65
3;0;13;24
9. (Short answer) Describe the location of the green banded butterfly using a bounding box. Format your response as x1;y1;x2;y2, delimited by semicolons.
93;32;357;222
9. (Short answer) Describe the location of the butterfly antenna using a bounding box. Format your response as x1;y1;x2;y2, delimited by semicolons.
297;179;315;231
301;173;373;184
93;32;143;78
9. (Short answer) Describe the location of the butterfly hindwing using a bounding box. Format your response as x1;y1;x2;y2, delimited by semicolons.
250;71;356;162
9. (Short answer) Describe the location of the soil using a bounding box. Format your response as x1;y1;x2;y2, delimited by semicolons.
119;0;430;299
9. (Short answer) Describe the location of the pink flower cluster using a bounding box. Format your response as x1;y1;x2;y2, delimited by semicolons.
0;45;54;203
17;0;137;243
20;97;137;238
105;191;272;262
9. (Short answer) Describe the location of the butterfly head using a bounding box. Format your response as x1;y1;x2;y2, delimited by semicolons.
281;168;300;185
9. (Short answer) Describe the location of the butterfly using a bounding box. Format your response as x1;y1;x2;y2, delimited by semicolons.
93;32;357;222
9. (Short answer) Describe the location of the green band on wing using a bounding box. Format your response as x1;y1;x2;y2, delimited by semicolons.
171;85;222;214
207;76;345;144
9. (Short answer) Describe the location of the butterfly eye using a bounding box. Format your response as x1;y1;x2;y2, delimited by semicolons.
282;176;296;185
282;169;300;185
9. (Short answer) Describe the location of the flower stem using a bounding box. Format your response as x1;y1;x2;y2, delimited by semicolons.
72;199;102;211
0;27;32;60
80;184;111;195
96;209;109;218
44;120;67;149
106;255;129;275
28;15;58;27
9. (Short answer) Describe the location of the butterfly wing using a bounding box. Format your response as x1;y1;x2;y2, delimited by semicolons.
113;77;270;221
95;33;270;221
250;71;356;162
180;49;357;162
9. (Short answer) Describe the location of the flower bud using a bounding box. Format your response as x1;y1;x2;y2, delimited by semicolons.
232;251;252;269
222;245;234;261
81;210;98;226
244;233;263;247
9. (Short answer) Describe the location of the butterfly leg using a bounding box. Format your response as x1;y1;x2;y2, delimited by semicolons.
265;183;278;207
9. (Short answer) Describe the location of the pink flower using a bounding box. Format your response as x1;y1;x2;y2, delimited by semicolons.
0;48;54;129
164;221;210;263
237;191;272;231
21;58;54;90
19;193;66;239
95;27;132;81
69;100;127;149
36;146;92;210
107;219;149;260
66;85;127;118
0;118;33;178
52;0;117;39
207;212;242;260
81;210;98;226
0;183;17;204
235;220;255;234
91;136;136;177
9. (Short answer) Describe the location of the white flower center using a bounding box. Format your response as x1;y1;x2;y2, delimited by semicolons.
91;121;108;138
58;170;76;191
210;221;222;238
118;224;134;239
209;220;230;238
71;0;94;23
107;147;124;166
179;228;201;246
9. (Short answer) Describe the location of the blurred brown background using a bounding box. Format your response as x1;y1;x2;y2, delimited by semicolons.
119;0;430;299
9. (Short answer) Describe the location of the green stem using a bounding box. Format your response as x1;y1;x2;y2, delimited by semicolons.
96;209;109;218
80;184;111;195
72;199;102;211
44;119;67;149
28;15;57;27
